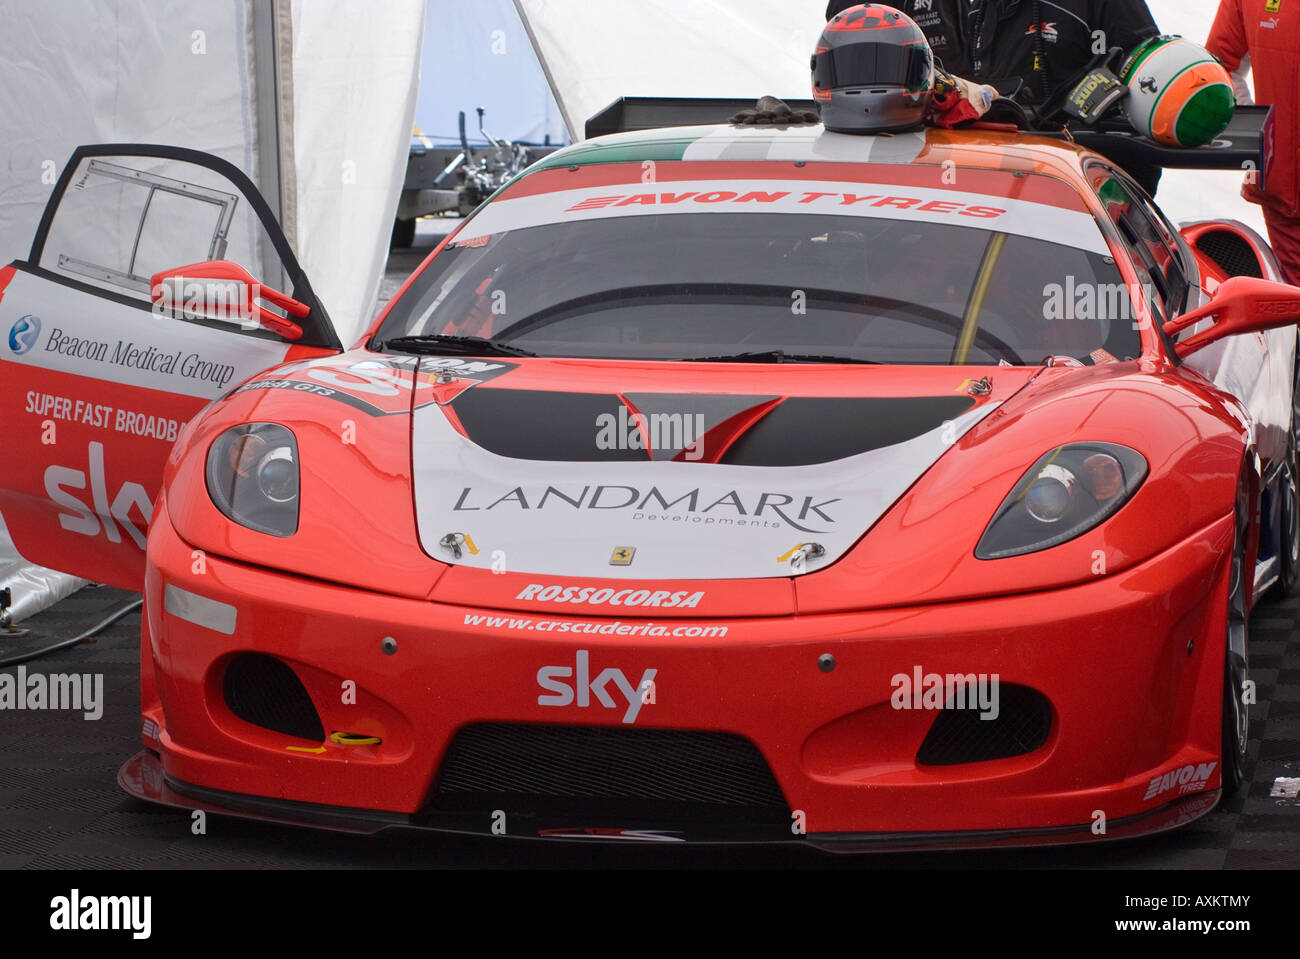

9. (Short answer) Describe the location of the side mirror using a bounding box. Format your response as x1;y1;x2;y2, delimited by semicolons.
150;260;307;342
1163;276;1300;358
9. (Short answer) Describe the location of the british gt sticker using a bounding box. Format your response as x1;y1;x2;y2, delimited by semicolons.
235;354;518;417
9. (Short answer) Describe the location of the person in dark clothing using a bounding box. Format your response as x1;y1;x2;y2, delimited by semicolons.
825;1;1158;105
823;1;1164;194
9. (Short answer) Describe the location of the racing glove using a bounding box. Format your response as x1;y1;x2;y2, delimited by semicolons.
930;69;999;129
731;95;820;125
1035;48;1131;127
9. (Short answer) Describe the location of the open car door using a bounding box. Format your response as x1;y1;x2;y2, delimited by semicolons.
0;144;342;591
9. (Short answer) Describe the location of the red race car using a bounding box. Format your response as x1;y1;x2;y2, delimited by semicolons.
1;118;1297;849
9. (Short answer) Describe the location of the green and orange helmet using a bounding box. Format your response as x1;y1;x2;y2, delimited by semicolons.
812;4;935;135
1120;36;1235;148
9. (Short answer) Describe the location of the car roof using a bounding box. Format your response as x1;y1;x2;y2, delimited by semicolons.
533;123;1097;190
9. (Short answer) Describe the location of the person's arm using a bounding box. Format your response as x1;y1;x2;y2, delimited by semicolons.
1206;0;1254;105
1229;54;1254;105
1093;0;1160;53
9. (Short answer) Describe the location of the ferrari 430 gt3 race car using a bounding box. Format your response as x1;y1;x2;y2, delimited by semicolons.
2;116;1298;850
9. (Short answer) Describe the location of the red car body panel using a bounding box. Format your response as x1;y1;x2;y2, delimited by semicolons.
135;492;1231;840
3;128;1296;847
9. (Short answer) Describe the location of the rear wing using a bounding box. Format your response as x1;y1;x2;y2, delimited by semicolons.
585;96;1271;173
1071;107;1271;173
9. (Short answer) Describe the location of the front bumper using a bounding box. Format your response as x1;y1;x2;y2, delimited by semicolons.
118;750;1220;851
129;499;1234;848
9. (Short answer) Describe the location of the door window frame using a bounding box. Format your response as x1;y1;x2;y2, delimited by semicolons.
24;143;341;351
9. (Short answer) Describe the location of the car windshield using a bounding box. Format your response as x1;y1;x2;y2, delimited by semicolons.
375;172;1140;367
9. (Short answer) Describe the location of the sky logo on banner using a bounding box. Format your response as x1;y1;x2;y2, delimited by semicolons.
8;313;41;355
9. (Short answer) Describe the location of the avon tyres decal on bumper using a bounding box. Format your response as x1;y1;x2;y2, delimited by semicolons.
234;354;517;417
1144;762;1218;801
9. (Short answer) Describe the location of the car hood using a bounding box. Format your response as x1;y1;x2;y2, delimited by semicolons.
411;359;1037;581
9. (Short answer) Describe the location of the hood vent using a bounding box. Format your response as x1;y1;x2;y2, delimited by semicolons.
448;388;975;467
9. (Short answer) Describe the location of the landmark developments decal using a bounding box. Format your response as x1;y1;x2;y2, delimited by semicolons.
411;395;1000;581
0;269;290;401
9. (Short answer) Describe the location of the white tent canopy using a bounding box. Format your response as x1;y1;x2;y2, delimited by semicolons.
0;0;424;347
515;0;1266;234
515;0;827;140
0;0;424;620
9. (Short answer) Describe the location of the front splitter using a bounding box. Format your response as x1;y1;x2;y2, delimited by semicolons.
118;750;1221;852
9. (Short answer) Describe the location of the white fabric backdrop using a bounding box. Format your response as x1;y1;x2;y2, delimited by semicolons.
291;0;425;347
514;0;828;139
0;0;423;618
516;0;1266;233
0;1;263;277
0;0;263;619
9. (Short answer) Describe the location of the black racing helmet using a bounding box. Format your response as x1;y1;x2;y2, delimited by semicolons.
812;4;935;134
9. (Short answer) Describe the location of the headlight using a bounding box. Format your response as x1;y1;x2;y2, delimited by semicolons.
205;423;300;536
975;443;1147;559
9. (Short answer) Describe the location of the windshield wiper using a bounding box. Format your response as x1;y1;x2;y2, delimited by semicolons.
382;334;538;358
678;350;877;364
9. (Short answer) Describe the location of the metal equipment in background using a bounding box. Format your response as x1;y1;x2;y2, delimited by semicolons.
391;107;560;248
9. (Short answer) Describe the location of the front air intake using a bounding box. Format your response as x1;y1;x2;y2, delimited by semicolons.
916;684;1053;766
222;653;324;742
430;723;789;821
1195;229;1264;279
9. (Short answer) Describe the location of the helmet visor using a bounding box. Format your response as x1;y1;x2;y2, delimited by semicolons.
813;41;933;95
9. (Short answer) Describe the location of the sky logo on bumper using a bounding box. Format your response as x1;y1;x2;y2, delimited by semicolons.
537;650;657;724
